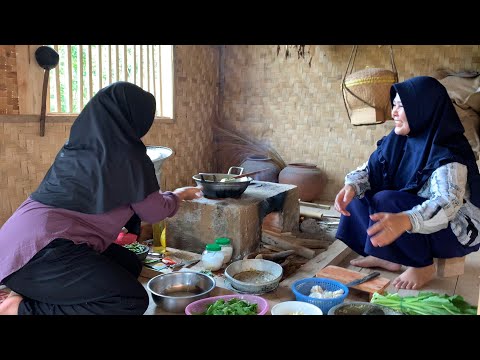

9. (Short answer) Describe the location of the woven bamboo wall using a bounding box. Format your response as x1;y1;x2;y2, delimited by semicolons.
0;45;219;225
0;120;73;225
221;45;480;202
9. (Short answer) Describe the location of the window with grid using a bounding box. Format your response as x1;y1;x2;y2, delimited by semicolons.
47;45;174;119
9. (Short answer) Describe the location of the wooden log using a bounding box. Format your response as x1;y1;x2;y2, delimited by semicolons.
243;249;272;260
261;232;316;259
299;201;331;209
263;230;330;249
261;244;284;252
255;250;295;261
299;206;324;220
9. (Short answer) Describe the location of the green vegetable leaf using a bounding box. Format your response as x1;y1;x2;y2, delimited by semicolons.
202;298;258;315
370;291;477;315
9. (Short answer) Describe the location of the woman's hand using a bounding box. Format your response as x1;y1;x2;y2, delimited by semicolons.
173;186;203;201
367;212;412;247
334;184;356;216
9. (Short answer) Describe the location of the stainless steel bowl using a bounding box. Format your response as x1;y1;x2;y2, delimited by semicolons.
147;271;216;313
224;259;283;294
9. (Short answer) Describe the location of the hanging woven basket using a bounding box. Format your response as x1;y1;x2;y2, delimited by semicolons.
342;46;399;126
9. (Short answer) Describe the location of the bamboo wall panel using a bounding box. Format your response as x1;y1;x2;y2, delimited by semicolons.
0;120;71;225
221;45;480;202
0;45;219;226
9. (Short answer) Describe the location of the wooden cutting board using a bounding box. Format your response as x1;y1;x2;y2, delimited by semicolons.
316;265;391;298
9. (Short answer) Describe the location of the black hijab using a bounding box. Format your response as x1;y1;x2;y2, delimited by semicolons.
367;76;480;208
31;81;160;214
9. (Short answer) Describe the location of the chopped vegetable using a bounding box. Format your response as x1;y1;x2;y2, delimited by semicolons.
143;258;160;264
199;270;214;277
162;257;177;265
370;291;477;315
123;242;148;254
202;298;258;315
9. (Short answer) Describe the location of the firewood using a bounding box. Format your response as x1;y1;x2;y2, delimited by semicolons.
261;232;315;259
263;230;330;249
261;244;284;252
255;250;295;261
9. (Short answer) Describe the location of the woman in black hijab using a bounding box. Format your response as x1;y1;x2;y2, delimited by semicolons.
0;82;202;315
335;76;480;290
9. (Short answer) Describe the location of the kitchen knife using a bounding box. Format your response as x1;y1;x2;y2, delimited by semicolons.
345;271;380;287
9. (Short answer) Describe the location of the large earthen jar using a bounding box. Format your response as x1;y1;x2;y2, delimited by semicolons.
239;155;281;182
278;163;325;201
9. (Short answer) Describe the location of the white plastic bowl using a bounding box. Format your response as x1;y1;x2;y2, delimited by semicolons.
271;301;323;315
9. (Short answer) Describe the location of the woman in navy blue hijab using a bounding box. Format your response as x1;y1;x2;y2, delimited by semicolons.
335;76;480;290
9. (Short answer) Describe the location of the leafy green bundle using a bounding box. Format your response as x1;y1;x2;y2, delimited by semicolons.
202;298;258;315
371;291;477;315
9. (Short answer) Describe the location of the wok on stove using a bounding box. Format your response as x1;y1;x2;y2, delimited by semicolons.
193;167;253;199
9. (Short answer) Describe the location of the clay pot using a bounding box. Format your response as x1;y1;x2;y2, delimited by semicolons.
278;163;325;202
239;155;281;182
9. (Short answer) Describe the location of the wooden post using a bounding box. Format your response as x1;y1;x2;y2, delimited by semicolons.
15;45;43;115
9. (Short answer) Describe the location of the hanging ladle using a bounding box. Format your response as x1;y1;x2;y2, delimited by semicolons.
34;46;59;137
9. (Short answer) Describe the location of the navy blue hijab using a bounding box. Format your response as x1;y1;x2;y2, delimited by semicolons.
31;82;160;214
367;76;480;208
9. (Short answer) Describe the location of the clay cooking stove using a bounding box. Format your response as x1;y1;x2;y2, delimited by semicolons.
166;181;299;260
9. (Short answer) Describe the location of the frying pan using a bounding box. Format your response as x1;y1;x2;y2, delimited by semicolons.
35;46;59;136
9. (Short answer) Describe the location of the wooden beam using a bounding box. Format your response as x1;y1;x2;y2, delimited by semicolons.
16;45;44;115
67;45;72;113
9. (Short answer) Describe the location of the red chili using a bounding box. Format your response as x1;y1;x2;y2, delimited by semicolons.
161;257;176;265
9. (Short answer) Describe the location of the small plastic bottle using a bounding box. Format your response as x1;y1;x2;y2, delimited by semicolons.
215;237;233;264
202;244;224;271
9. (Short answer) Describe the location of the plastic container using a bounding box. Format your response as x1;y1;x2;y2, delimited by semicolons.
185;294;269;315
291;278;349;314
271;301;323;315
215;237;233;264
201;244;224;271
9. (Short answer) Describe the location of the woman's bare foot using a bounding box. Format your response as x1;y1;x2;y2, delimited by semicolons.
350;256;402;272
392;264;436;290
0;291;23;315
